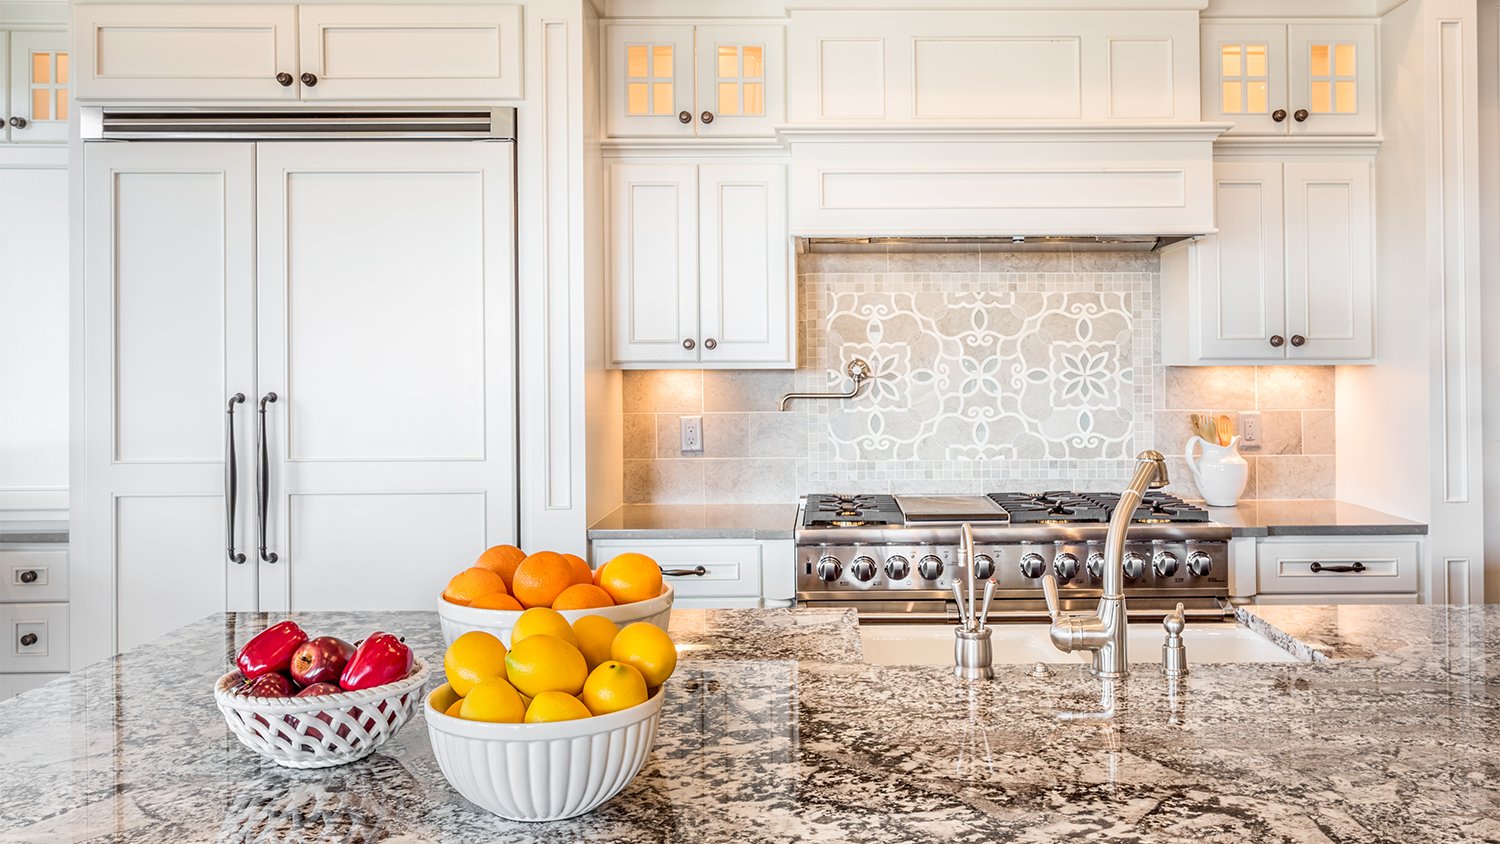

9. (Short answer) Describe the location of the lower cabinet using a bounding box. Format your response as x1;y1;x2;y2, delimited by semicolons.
1253;537;1421;604
1;543;69;698
589;538;794;609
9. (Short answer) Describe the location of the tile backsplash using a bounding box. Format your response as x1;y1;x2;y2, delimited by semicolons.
621;250;1336;504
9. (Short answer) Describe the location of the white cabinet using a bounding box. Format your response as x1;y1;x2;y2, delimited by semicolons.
5;31;69;144
589;539;794;609
609;162;791;369
1162;159;1373;365
80;140;519;661
73;4;522;103
1202;23;1377;137
605;24;783;139
1255;538;1420;603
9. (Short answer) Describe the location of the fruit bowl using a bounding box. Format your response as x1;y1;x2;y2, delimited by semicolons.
437;583;674;647
425;684;665;821
214;660;430;769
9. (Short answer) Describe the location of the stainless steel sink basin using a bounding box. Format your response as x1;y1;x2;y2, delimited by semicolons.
860;622;1302;666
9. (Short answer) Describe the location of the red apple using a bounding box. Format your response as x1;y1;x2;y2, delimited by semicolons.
241;672;293;698
289;637;355;687
338;632;413;691
295;682;342;698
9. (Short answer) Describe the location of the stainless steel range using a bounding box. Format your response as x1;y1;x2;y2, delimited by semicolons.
795;491;1232;623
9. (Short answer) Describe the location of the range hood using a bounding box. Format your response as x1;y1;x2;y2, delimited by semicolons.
801;235;1191;253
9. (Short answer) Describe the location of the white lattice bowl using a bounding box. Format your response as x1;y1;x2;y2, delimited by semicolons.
214;660;431;769
437;584;674;647
425;684;665;821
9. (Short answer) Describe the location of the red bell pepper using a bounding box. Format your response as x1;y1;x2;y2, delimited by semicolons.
338;632;413;691
236;620;308;680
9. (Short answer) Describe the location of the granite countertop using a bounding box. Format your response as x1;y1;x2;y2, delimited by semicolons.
0;516;69;544
1206;499;1427;537
587;503;797;540
3;604;1497;842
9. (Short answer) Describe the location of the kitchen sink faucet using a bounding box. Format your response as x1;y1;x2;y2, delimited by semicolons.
1041;450;1170;679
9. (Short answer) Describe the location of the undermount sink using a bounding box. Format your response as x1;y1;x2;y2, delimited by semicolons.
860;623;1302;666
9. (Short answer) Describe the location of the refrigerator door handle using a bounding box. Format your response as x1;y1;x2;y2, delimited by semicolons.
225;394;247;564
256;392;279;564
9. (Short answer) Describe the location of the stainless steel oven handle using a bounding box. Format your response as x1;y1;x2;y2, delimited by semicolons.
256;392;279;564
225;394;246;564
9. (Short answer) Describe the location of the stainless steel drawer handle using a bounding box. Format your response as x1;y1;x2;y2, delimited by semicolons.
257;393;279;564
226;393;247;564
1310;561;1366;574
662;566;708;577
19;633;38;647
18;570;38;584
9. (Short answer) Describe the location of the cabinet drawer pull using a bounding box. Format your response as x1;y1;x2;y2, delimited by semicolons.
1310;561;1365;574
661;566;708;577
18;570;38;584
19;633;38;647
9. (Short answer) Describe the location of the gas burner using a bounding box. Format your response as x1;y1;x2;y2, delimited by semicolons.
830;519;866;528
988;490;1210;524
802;493;902;529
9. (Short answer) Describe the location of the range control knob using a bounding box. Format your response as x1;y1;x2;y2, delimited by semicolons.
1122;552;1146;581
1018;552;1046;579
1054;553;1080;581
1187;551;1213;578
850;556;877;582
1154;551;1180;578
973;554;995;580
917;555;944;581
884;555;911;580
1086;552;1106;580
815;556;842;582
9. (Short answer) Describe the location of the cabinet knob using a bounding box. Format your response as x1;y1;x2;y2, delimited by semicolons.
7;116;27;129
700;111;715;124
301;72;318;87
1272;108;1288;123
18;570;38;584
1290;334;1306;347
678;111;692;124
703;338;717;351
276;72;294;87
682;338;696;350
1294;109;1309;122
19;633;38;647
1269;335;1286;348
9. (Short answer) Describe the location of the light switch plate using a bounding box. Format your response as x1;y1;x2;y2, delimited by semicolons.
1239;411;1261;447
680;416;703;453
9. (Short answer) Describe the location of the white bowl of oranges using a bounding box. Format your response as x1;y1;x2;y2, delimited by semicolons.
425;606;678;821
437;546;672;648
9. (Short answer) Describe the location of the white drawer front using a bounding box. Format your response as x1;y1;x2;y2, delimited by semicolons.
0;672;67;701
594;542;762;599
1;602;69;673
1257;540;1419;595
0;550;68;602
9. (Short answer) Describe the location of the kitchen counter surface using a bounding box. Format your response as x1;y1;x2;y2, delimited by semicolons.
587;503;797;540
2;604;1497;843
1207;498;1427;537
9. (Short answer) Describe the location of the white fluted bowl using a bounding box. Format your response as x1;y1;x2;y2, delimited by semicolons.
437;584;674;647
425;685;665;821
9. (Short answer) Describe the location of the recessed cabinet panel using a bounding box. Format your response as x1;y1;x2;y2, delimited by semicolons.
73;4;300;101
1199;162;1285;359
609;164;699;365
115;494;228;652
7;32;69;143
1108;38;1174;119
1200;24;1287;136
699;165;789;364
913;37;1080;120
1284;161;1372;360
816;39;885;119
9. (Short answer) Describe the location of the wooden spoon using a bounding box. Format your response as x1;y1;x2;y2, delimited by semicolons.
1215;414;1232;446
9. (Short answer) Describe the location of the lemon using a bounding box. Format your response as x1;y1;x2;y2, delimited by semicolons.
504;634;588;698
459;678;526;723
510;607;579;648
524;691;593;723
444;631;508;697
611;622;678;687
430;682;459;714
581;661;648;716
572;615;621;670
445;698;466;718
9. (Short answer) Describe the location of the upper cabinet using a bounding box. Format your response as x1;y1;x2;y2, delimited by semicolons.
72;4;522;103
605;24;784;139
4;31;69;144
1202;22;1377;137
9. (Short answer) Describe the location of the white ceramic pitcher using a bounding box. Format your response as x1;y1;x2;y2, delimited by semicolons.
1185;435;1249;507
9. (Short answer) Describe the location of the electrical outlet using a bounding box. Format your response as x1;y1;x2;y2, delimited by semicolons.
680;416;703;453
1239;411;1261;448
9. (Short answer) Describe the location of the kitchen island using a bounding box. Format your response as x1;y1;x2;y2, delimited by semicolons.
0;605;1496;843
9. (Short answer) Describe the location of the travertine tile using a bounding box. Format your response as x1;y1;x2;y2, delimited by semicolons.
703;370;795;413
1071;251;1161;273
1302;409;1336;455
748;412;808;459
796;252;889;274
623;413;655;459
1258;410;1303;455
978;251;1068;273
888;250;980;273
656;413;749;459
1257;366;1335;410
703;459;797;503
1163;366;1257;409
624;459;704;504
1255;455;1335;499
622;370;703;414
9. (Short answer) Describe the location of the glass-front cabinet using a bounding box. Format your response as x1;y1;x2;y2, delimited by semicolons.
1202;23;1376;136
4;31;69;144
606;23;783;139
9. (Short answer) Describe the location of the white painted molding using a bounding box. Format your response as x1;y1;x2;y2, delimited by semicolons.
777;122;1233;143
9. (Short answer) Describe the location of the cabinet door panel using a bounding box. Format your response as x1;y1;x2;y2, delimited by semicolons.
7;31;70;143
606;25;694;138
72;5;299;102
1200;24;1287;136
1198;161;1285;360
695;26;784;137
298;5;522;101
698;165;791;366
1288;24;1377;136
609;164;699;365
1284;161;1372;360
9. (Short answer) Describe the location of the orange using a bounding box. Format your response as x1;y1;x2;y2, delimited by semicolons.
581;661;648;716
445;698;465;717
511;551;576;609
443;567;507;606
474;544;527;588
469;591;523;611
592;565;604;587
598;553;664;606
552;584;615;610
562;553;593;586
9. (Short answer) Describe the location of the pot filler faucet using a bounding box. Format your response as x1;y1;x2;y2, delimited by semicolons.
1041;450;1170;679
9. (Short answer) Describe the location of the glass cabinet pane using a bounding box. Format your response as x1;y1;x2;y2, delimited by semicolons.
1306;42;1356;114
711;43;765;118
1334;44;1356;76
652;46;673;79
1218;41;1268;115
1334;80;1356;113
718;82;740;115
717;46;738;79
624;44;676;117
627;46;648;78
24;51;68;124
32;89;51;121
743;46;763;79
56;53;69;85
652;83;673;115
1221;44;1241;77
628;82;649;115
32;53;51;84
1309;44;1330;76
1245;44;1267;77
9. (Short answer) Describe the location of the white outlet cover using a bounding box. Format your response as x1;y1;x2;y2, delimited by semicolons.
1239;411;1261;446
680;416;703;453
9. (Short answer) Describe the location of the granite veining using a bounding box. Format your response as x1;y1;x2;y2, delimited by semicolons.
2;605;1498;842
1207;499;1427;537
587;503;797;540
